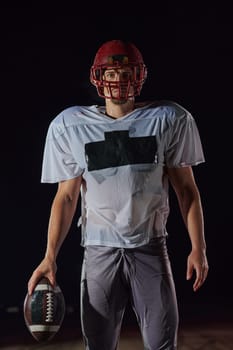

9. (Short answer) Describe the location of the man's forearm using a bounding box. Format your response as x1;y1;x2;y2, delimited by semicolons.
45;193;78;261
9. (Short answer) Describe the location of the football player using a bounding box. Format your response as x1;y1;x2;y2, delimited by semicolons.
28;40;209;350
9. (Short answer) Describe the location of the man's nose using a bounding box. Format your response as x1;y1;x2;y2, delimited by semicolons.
114;72;122;81
117;72;130;81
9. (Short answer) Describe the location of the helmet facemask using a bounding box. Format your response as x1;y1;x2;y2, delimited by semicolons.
91;63;147;100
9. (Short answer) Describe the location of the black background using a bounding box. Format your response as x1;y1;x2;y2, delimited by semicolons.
0;2;232;328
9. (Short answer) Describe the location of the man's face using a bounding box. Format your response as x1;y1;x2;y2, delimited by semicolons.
102;67;134;103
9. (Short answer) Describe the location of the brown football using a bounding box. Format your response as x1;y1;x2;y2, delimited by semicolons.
23;277;66;342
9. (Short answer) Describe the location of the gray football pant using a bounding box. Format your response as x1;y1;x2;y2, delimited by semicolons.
80;238;179;350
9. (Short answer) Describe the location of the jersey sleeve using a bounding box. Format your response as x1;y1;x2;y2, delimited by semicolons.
165;112;205;168
41;120;84;183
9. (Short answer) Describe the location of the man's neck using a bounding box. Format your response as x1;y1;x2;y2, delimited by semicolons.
105;98;135;119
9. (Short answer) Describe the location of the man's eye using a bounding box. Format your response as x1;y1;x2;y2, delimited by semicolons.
105;73;116;79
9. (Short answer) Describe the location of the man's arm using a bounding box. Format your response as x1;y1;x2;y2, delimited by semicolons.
166;166;209;291
28;176;82;295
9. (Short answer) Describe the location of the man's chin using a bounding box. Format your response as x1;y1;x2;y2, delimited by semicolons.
111;97;128;105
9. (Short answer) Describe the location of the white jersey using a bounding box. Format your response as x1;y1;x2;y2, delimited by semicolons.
41;100;205;248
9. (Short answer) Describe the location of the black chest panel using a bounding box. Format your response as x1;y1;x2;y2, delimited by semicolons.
85;130;157;171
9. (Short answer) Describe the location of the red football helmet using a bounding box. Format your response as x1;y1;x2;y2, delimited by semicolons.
90;40;147;100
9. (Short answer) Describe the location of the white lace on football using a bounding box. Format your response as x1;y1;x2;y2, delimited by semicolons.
46;292;54;322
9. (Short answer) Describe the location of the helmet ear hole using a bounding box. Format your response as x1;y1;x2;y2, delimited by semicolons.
94;69;101;81
135;66;140;80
